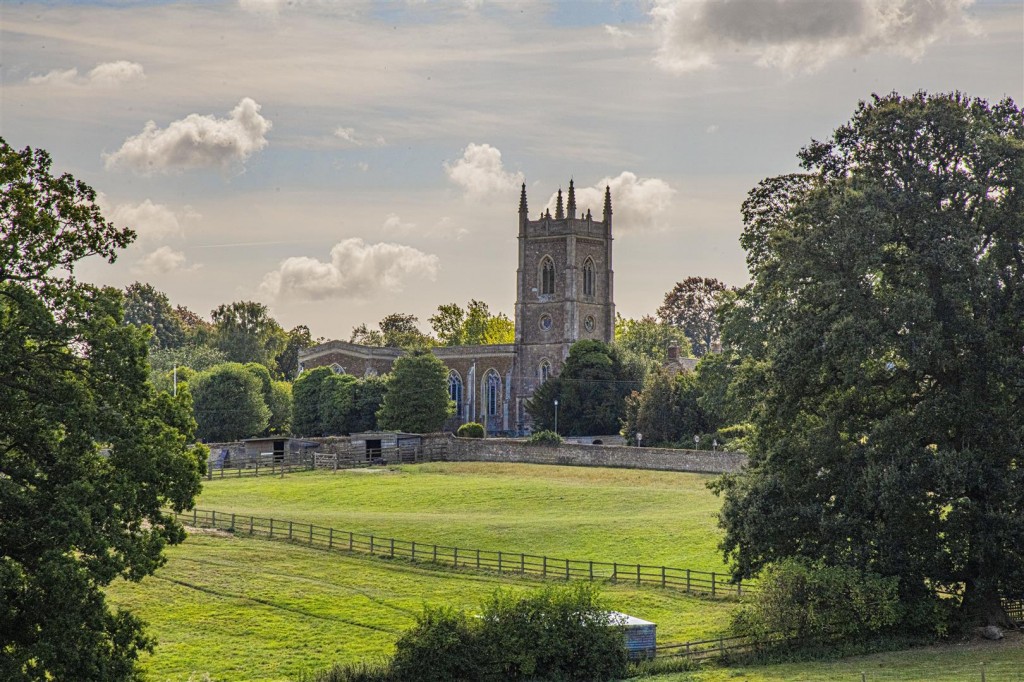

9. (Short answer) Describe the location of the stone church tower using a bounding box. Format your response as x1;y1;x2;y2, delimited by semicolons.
512;180;615;428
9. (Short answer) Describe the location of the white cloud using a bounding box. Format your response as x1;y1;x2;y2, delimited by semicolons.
382;213;417;232
108;199;184;241
652;0;975;74
333;126;386;147
104;98;272;173
547;172;676;233
445;143;524;202
28;60;145;87
260;237;440;301
604;25;635;48
137;246;189;274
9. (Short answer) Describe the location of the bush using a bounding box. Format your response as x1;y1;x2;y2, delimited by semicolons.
311;584;628;682
457;422;485;438
731;559;902;641
527;430;562;447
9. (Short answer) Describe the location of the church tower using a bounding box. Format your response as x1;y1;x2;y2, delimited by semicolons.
513;180;615;430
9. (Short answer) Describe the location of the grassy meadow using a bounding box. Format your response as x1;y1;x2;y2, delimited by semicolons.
194;462;730;572
107;532;736;682
108;462;1022;681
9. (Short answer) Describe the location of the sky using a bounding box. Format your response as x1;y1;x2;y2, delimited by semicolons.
3;0;1022;341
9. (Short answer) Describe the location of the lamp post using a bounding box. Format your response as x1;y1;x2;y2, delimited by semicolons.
553;399;559;435
694;435;701;449
637;432;643;448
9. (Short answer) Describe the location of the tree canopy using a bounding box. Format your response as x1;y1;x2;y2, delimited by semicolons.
0;138;204;679
614;313;691;364
714;92;1024;627
429;299;515;346
190;363;271;442
210;300;287;373
657;276;729;357
376;349;454;433
123;281;186;349
526;340;640;436
351;312;435;349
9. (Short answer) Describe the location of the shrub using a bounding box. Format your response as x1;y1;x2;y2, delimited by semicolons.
457;422;485;438
389;605;486;682
527;430;562;447
731;559;902;641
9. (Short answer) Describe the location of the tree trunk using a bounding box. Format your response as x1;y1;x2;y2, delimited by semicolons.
961;582;1015;629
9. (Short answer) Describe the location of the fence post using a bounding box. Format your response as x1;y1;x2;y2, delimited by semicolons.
370;536;374;554
231;513;235;530
270;518;274;538
476;549;480;569
543;556;547;578
661;566;666;588
193;509;198;526
211;510;216;528
391;539;395;558
249;516;253;535
637;564;641;586
738;579;742;597
328;528;333;549
521;553;525;573
454;547;458;567
411;541;416;561
309;525;313;544
565;559;570;581
498;551;502;574
686;569;691;593
613;562;617;583
434;544;438;563
719;637;724;658
349;532;354;551
288;521;293;540
712;571;716;597
589;561;594;581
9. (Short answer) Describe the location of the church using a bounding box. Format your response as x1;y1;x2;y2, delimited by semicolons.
298;180;615;435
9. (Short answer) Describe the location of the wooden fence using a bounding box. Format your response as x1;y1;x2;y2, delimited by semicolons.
206;453;314;479
177;508;752;599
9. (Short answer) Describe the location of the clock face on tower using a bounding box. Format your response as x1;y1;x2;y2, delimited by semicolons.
540;314;553;331
584;315;596;332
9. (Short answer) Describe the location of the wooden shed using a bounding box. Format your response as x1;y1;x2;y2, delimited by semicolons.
348;432;423;464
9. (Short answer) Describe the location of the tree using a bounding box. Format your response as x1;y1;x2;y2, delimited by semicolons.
526;340;639;436
714;92;1024;627
190;363;270;441
352;312;435;349
657;276;729;357
210;300;287;372
122;281;186;349
614;313;691;364
276;324;320;380
377;349;454;433
633;368;677;446
0;138;204;680
174;304;214;346
292;366;332;436
429;300;515;346
349;375;388;433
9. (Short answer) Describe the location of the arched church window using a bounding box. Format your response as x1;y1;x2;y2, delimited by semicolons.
330;363;345;374
486;370;501;416
541;257;555;295
448;371;463;414
583;258;595;296
540;360;551;383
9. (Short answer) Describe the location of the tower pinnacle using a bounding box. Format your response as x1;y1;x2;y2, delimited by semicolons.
555;188;565;220
567;178;576;218
603;185;612;219
519;183;528;214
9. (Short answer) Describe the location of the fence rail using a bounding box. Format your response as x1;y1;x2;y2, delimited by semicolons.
206;443;450;480
177;507;752;599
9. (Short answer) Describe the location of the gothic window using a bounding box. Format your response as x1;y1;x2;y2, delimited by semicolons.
540;360;551;383
448;371;463;414
486;370;501;416
541;257;555;295
583;258;595;296
330;363;345;374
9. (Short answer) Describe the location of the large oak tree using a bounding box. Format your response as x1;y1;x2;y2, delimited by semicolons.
0;139;204;679
715;93;1024;627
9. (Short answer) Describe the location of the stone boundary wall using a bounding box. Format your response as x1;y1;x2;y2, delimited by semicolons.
204;434;746;474
442;435;746;474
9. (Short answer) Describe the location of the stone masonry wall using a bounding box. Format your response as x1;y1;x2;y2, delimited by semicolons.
442;435;746;475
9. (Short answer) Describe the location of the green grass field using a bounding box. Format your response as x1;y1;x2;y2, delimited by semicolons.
107;532;735;682
107;462;1022;681
194;462;730;572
